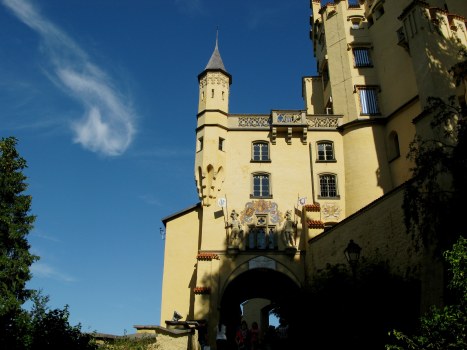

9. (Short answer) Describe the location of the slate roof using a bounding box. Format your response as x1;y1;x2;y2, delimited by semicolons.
205;39;227;71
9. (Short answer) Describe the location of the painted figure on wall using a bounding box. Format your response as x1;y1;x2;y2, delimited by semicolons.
282;210;296;248
227;210;244;248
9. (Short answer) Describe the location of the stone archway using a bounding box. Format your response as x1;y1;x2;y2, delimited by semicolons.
219;267;300;349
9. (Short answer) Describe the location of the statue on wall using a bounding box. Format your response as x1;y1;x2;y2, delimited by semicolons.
282;210;296;248
227;210;243;248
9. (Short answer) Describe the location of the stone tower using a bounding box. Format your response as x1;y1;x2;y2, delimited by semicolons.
195;35;232;207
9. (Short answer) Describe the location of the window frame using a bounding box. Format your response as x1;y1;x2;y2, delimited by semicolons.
353;47;373;68
251;172;272;199
197;137;203;152
347;0;360;8
316;141;336;162
318;173;339;199
251;141;271;162
388;131;401;162
218;137;225;151
355;85;381;115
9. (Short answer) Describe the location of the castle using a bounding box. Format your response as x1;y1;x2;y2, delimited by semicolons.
137;1;467;348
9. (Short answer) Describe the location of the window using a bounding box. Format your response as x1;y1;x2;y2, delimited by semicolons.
322;64;330;87
317;141;335;161
219;137;225;151
388;131;400;161
353;48;372;67
252;173;271;198
356;86;380;115
319;174;338;198
252;141;270;161
347;0;360;8
374;5;385;19
198;137;203;152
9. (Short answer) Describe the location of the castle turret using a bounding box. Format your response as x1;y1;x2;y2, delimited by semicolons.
195;35;231;207
197;35;231;114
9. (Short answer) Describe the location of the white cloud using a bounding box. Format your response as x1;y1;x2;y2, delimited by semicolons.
138;194;162;206
2;0;136;156
31;261;76;283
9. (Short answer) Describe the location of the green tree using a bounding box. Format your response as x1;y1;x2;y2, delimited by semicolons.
0;136;98;349
386;236;467;349
388;50;467;350
28;292;97;350
403;50;467;255
0;136;38;347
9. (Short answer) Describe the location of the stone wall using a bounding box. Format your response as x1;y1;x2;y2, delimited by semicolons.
307;183;444;311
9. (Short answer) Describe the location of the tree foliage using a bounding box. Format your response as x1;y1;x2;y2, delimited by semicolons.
0;136;97;349
0;136;38;347
403;50;467;254
27;291;98;350
386;237;467;350
391;49;467;350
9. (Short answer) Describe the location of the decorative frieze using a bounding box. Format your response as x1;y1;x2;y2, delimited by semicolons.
306;116;340;128
233;113;340;130
276;112;302;124
199;72;229;88
237;116;271;127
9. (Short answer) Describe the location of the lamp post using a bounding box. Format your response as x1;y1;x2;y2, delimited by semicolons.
344;239;361;278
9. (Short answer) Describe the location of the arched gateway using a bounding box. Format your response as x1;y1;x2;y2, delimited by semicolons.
219;261;300;349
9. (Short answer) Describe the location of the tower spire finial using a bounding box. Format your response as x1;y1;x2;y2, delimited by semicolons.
203;25;228;72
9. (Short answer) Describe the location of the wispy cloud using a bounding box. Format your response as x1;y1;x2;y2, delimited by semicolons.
138;194;162;206
31;261;76;283
2;0;136;156
31;229;60;242
245;4;285;30
173;0;204;16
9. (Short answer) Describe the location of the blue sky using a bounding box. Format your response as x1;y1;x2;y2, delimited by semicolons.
0;0;316;335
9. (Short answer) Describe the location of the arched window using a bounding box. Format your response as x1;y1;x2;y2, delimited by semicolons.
319;173;338;198
388;131;400;161
252;173;271;198
252;141;270;162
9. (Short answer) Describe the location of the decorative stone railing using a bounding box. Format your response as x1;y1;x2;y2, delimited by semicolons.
230;113;341;128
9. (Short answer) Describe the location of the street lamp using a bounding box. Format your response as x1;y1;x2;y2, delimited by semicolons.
344;239;361;278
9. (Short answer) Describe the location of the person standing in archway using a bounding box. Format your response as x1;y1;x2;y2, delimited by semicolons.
216;319;228;350
276;318;289;350
249;321;260;350
235;320;250;350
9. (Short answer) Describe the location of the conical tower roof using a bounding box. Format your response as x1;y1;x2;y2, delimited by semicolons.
198;31;232;83
205;38;227;71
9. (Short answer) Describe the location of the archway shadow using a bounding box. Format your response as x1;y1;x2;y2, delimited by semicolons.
219;267;300;350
